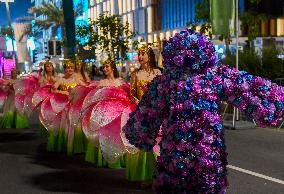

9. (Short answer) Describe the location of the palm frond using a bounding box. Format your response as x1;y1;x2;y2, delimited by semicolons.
14;16;35;23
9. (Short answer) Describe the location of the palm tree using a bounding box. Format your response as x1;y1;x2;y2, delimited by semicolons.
29;3;65;37
19;3;81;56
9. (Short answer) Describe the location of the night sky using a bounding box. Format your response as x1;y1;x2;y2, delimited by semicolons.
0;0;32;26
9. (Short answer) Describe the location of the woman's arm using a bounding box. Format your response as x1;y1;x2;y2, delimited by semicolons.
51;79;69;95
220;65;284;127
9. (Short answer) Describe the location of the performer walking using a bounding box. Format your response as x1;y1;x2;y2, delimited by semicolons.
123;29;284;194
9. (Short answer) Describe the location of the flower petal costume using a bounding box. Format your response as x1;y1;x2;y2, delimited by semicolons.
81;82;136;167
123;29;284;194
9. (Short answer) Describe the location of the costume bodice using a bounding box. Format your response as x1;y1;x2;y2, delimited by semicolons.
136;80;150;100
59;83;78;91
58;75;80;92
130;69;161;104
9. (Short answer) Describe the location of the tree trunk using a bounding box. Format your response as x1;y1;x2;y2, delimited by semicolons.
62;0;76;59
61;27;68;58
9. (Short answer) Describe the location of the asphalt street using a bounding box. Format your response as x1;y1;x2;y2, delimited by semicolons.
0;125;283;194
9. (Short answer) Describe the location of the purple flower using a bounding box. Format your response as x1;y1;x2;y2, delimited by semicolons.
173;55;184;66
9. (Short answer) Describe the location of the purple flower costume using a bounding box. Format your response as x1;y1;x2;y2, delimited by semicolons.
123;29;284;194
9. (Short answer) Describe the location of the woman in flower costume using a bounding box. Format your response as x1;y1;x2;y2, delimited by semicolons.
81;59;136;168
65;59;92;155
123;29;284;194
0;69;29;129
126;45;161;183
13;71;41;127
41;60;85;152
33;61;57;137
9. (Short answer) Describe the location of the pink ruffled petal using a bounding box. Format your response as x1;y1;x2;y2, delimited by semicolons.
0;90;8;108
14;94;25;115
81;87;100;111
68;101;83;129
95;87;131;102
23;92;34;117
32;85;52;108
81;104;100;146
50;93;69;113
13;77;39;95
120;105;139;154
91;100;127;127
99;115;126;163
69;85;92;102
40;98;60;133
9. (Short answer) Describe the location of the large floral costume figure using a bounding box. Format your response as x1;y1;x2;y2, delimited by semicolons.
123;29;284;194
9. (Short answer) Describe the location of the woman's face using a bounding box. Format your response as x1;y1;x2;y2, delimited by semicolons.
102;63;113;77
65;65;74;76
138;51;149;66
45;63;53;73
76;63;82;71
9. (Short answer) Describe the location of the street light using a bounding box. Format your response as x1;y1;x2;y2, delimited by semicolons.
0;0;14;27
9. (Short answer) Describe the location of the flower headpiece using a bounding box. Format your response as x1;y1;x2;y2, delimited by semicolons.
43;60;52;66
64;59;74;68
103;59;115;66
75;58;84;66
162;28;218;74
138;44;152;54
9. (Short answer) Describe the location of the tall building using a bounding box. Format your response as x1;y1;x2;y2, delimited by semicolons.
88;0;200;44
247;0;284;37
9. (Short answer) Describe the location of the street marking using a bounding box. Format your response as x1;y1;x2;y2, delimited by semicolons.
227;165;284;185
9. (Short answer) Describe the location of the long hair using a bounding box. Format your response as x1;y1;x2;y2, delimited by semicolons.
42;61;55;77
138;45;157;71
103;59;119;78
75;60;87;82
147;47;158;70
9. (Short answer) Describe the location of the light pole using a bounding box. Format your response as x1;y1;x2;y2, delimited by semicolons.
0;0;15;52
2;0;13;26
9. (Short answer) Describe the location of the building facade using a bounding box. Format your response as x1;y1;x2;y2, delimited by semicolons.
88;0;284;43
88;0;201;44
